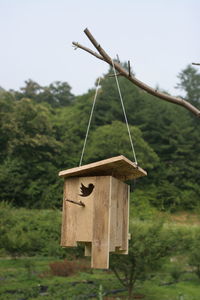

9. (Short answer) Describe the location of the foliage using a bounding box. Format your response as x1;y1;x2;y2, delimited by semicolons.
0;64;200;210
0;202;84;258
176;65;200;105
84;120;159;168
0;205;200;299
14;79;74;107
130;190;159;220
110;218;199;299
1;255;200;300
188;229;200;279
1;256;200;300
110;221;166;298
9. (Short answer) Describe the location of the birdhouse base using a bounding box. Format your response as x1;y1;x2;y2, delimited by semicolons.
61;176;129;269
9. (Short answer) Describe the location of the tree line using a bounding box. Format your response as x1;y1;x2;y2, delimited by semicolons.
0;65;199;210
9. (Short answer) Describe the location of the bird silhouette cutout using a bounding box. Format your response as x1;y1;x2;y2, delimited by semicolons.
79;183;94;197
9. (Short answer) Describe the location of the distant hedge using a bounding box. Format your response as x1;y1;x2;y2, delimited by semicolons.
0;202;83;258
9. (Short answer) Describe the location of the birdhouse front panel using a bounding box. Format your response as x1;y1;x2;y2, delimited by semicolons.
61;176;95;246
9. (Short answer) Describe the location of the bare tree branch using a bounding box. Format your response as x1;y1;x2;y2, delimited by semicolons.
192;63;200;66
72;28;200;118
72;42;104;61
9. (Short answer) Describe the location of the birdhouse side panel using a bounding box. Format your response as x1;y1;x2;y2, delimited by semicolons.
109;177;119;252
109;177;129;253
119;183;129;254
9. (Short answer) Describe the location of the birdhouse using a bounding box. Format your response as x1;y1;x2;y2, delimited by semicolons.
59;155;147;269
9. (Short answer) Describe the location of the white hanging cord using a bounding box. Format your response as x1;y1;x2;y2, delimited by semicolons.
111;59;138;165
79;77;101;166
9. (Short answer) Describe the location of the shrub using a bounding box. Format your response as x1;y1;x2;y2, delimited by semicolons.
49;259;89;277
110;220;187;299
170;262;183;282
0;203;90;259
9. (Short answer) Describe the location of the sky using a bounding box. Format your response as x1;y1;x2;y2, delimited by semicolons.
0;0;199;96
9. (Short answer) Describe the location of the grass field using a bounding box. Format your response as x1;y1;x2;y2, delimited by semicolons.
1;205;200;299
0;256;200;299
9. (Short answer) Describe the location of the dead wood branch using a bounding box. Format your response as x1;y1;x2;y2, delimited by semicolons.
192;63;200;66
72;28;200;118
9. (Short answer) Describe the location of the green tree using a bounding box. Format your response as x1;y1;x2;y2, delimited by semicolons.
1;64;199;210
110;221;180;299
176;65;200;105
14;79;74;107
14;79;42;100
84;120;159;169
0;97;62;207
0;91;16;161
40;81;74;107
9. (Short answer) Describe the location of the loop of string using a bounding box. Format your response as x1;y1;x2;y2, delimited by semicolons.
79;60;138;166
79;77;101;166
111;59;138;165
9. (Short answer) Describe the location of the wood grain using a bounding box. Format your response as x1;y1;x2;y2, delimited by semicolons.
59;155;147;180
61;174;130;269
91;176;111;269
120;184;129;254
109;177;118;252
109;177;129;254
61;177;96;246
61;178;78;247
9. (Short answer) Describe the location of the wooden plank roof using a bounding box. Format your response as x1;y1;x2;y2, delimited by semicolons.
59;155;147;181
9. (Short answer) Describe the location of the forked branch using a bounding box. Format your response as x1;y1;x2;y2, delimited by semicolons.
73;28;200;118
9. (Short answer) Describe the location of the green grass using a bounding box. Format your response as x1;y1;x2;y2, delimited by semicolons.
0;257;200;299
0;257;123;299
1;205;200;299
138;280;200;300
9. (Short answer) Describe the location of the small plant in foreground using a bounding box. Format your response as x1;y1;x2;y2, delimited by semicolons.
98;284;106;300
110;220;181;299
24;259;36;279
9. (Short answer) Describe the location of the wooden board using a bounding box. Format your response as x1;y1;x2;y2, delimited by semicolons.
61;177;95;246
109;177;129;254
121;184;130;253
59;155;147;181
91;176;111;269
61;178;78;247
109;177;118;252
117;184;129;254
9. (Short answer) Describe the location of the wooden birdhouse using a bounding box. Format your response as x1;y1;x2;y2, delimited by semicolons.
59;155;147;269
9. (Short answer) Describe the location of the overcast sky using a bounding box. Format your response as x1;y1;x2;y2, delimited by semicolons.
0;0;199;96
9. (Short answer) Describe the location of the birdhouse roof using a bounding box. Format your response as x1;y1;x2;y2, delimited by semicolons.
59;155;147;180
